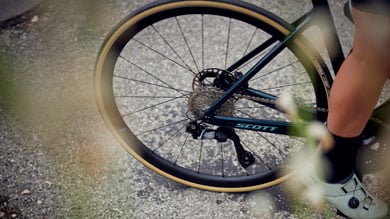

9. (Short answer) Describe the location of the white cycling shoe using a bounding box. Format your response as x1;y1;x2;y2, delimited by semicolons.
300;165;388;219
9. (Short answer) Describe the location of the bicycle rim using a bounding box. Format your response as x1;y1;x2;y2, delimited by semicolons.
94;0;331;192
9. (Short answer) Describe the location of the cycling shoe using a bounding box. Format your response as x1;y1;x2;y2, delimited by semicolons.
299;165;388;219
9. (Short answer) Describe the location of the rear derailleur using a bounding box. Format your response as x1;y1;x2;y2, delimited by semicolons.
186;121;255;168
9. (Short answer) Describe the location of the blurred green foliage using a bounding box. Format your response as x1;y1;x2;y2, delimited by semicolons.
0;50;19;111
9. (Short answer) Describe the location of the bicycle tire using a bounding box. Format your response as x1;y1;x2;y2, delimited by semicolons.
94;0;332;192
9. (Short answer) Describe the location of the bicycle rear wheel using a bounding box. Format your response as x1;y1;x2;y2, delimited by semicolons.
94;0;332;192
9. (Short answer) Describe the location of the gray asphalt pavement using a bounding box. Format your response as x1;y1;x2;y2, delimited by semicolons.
0;0;387;218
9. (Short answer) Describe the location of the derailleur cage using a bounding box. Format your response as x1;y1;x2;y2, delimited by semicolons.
186;122;255;168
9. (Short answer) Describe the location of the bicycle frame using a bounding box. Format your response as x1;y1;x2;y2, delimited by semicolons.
198;0;346;136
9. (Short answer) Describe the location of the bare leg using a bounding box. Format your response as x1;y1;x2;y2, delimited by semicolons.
308;6;390;219
327;8;390;137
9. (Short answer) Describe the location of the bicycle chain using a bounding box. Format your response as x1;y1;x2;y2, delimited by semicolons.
234;91;329;113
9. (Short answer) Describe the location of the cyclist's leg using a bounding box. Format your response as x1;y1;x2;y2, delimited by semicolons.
314;3;389;218
323;2;390;184
327;8;390;138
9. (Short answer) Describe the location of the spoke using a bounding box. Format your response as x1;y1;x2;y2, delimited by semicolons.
251;61;300;82
262;81;311;91
115;95;188;99
132;39;195;74
174;135;190;165
220;142;225;177
135;118;188;136
198;141;204;173
242;28;257;56
118;55;190;95
256;132;289;158
114;74;190;94
153;122;188;152
233;110;252;118
236;54;260;72
224;18;232;69
232;38;276;72
151;24;195;74
201;14;205;70
175;17;200;72
121;94;188;117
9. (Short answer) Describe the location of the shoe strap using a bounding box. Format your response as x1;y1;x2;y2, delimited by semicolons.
340;175;375;210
